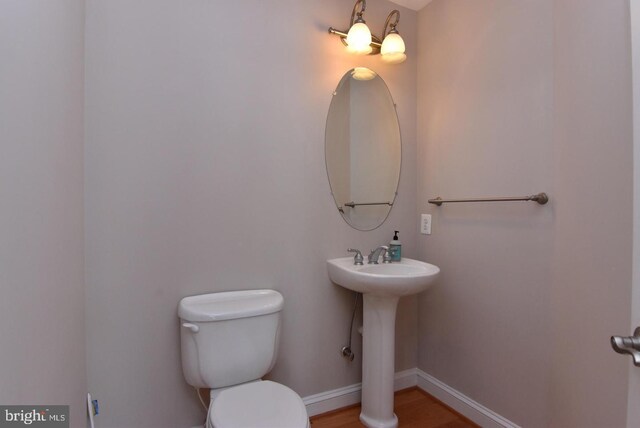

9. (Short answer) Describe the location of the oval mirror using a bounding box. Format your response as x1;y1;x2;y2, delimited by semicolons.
325;68;401;231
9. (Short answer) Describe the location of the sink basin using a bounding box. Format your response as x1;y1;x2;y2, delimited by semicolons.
326;257;440;297
327;256;440;428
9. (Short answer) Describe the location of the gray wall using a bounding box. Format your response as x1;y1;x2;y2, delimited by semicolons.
0;1;87;426
417;0;633;426
550;1;632;426
83;1;418;426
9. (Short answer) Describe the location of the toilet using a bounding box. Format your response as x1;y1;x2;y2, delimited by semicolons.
178;289;309;428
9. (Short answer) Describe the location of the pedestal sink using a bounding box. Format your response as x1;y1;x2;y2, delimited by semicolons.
327;257;440;428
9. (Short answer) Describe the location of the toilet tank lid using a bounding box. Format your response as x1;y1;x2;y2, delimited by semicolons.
178;290;284;322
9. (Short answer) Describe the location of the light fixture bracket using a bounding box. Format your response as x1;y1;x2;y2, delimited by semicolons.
349;0;367;28
328;0;382;55
382;10;401;39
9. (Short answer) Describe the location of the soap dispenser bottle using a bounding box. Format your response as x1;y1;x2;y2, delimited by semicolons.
389;231;402;261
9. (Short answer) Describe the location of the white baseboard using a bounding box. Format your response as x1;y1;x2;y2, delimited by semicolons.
303;383;360;417
302;368;418;417
416;369;520;428
393;368;420;390
303;367;520;428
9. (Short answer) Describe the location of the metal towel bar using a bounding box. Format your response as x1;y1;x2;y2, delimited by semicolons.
428;192;549;206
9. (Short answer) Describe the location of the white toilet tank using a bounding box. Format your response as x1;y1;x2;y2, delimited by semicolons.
178;289;284;389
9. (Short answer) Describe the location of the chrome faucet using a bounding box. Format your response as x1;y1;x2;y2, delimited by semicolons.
368;246;391;264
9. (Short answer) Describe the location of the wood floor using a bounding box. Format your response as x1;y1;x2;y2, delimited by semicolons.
310;388;478;428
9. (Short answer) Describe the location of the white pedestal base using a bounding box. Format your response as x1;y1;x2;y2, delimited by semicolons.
359;294;400;428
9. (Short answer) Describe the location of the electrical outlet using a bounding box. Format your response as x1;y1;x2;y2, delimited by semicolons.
420;214;432;235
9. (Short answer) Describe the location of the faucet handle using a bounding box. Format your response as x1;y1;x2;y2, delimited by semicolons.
347;248;364;265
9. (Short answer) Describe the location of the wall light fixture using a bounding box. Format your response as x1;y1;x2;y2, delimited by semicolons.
328;0;407;64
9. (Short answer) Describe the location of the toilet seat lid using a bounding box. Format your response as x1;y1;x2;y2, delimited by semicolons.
209;381;308;428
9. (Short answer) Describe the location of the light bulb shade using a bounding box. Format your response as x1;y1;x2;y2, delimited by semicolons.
381;32;406;64
346;22;373;55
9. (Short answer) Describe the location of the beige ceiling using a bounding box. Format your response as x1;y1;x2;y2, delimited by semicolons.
388;0;432;11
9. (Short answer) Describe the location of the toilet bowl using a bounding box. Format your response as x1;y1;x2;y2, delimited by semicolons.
178;290;309;428
207;380;309;428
